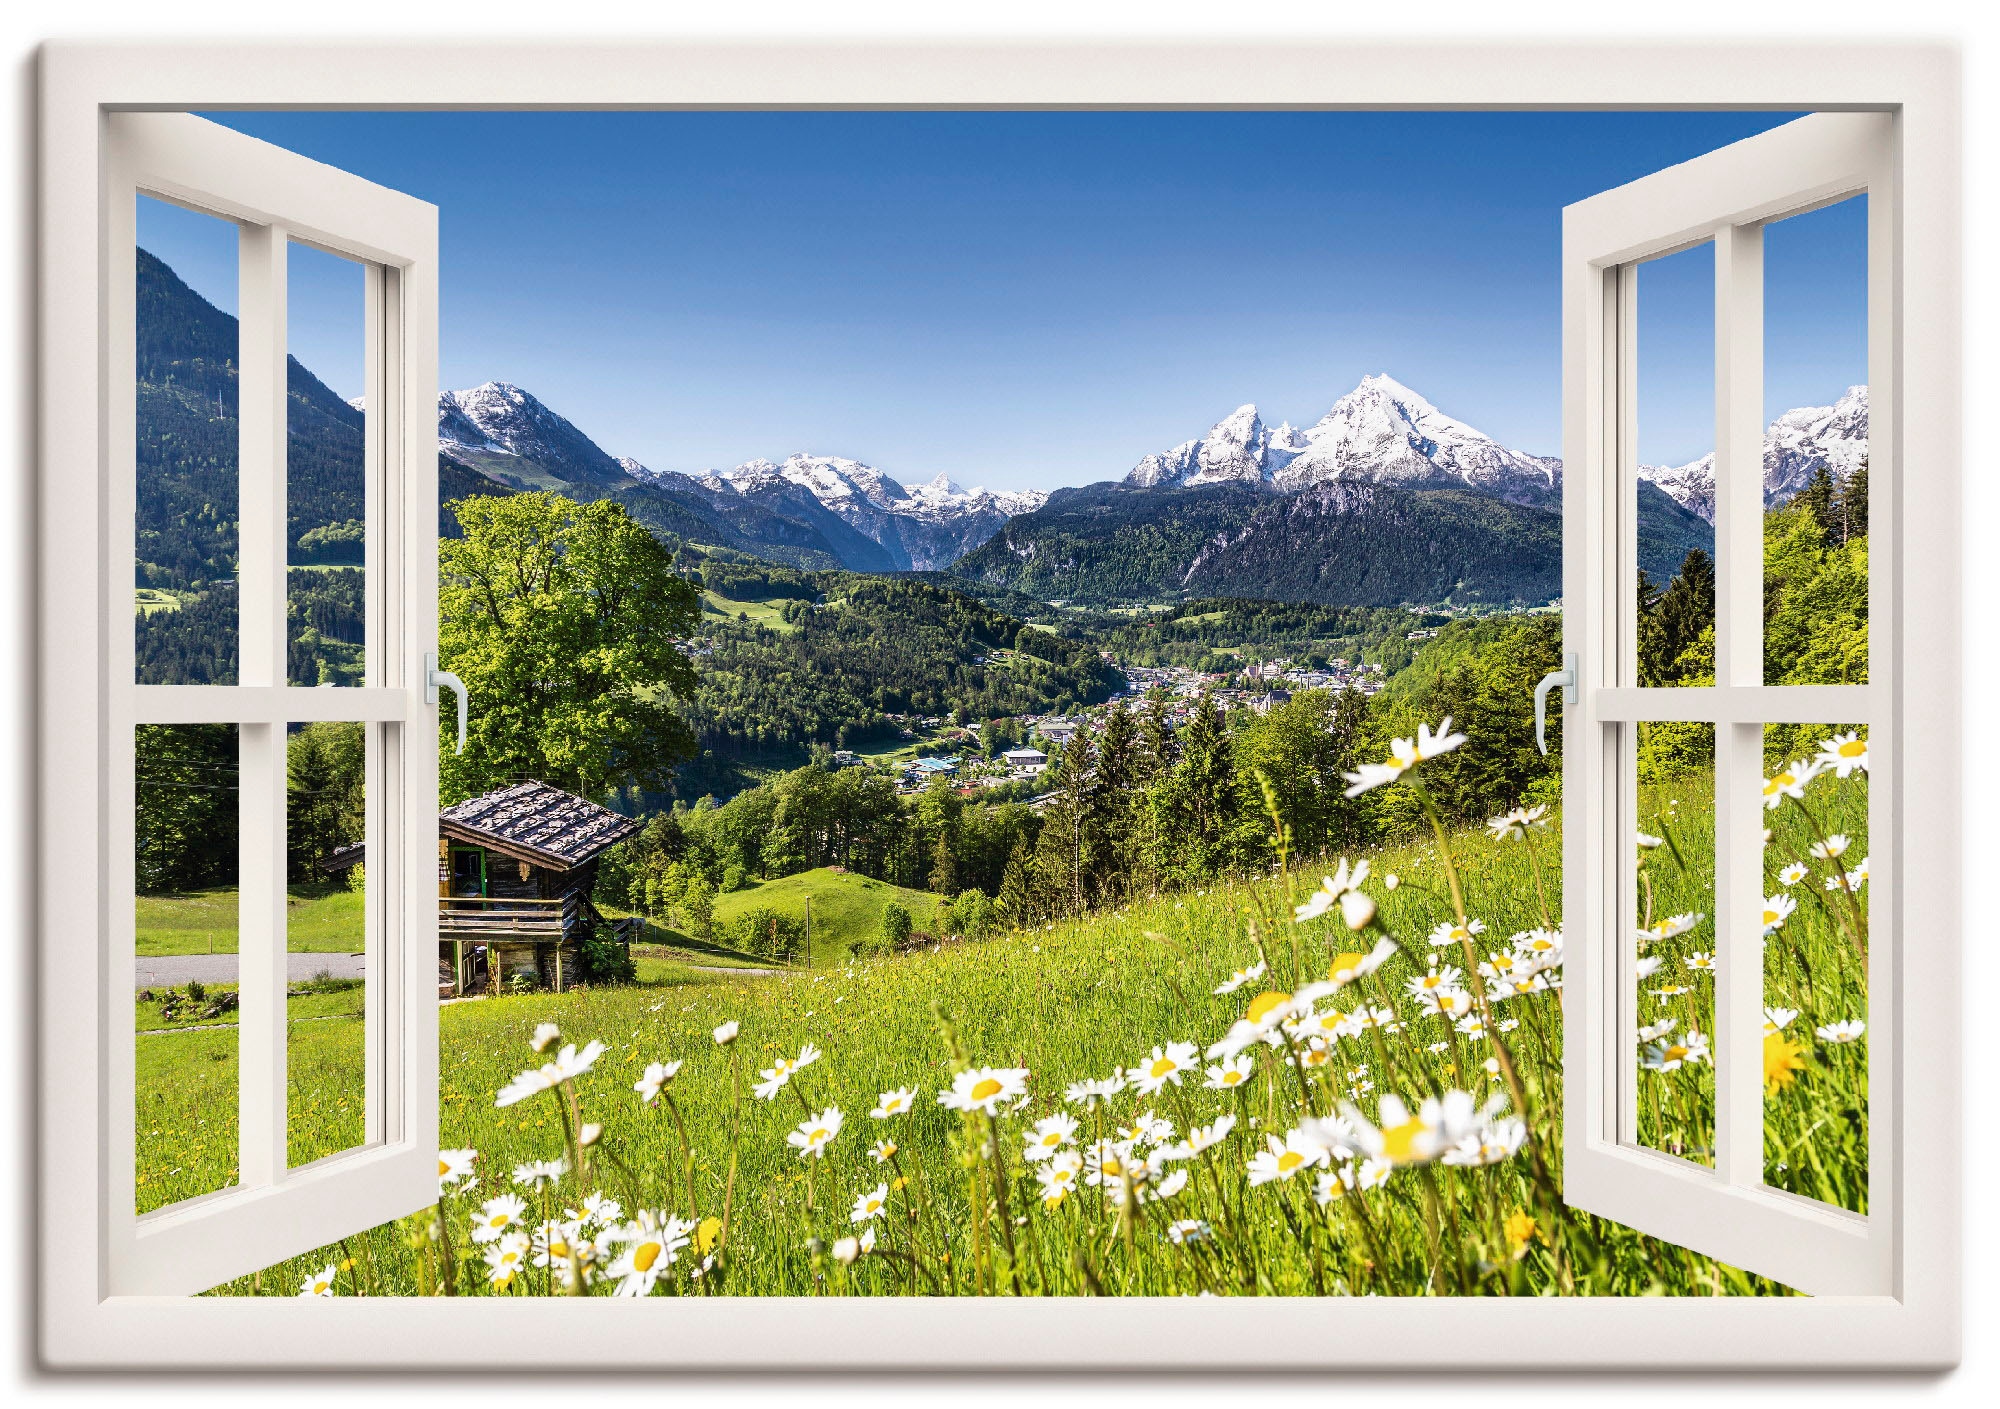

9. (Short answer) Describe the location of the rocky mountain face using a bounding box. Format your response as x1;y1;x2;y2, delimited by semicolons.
1637;385;1868;524
1125;374;1562;508
436;386;1043;572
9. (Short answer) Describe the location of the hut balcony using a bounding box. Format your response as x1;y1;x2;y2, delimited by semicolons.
438;893;581;942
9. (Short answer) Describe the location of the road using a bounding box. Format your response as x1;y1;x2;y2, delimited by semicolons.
134;952;367;988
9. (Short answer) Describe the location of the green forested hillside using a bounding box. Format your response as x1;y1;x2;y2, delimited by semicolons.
680;574;1123;759
1100;598;1438;670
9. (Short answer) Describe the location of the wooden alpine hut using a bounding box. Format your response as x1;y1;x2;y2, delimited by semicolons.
435;781;641;997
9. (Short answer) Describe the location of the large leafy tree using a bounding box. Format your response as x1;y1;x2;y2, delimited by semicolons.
440;492;701;802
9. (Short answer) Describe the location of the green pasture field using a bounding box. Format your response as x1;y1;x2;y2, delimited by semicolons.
135;885;364;956
712;867;946;957
702;590;798;632
145;752;1867;1299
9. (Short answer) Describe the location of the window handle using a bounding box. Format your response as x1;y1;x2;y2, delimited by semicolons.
1533;653;1578;756
424;652;468;755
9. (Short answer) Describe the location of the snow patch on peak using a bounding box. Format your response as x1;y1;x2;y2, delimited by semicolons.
1124;374;1558;505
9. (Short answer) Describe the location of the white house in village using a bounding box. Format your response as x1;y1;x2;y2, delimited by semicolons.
1002;747;1048;777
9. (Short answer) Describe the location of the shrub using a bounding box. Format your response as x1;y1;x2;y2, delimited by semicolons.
576;929;637;986
879;900;913;951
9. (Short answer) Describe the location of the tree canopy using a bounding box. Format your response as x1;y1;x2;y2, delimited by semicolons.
439;492;701;802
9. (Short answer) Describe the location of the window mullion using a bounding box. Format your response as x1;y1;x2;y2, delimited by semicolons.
234;222;290;1189
1711;220;1768;1189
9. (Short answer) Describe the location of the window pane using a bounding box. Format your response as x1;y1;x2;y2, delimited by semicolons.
135;197;240;685
1762;197;1869;687
1632;242;1718;689
1760;722;1869;1214
134;723;240;1213
286;241;369;686
287;721;371;1167
1633;720;1716;1166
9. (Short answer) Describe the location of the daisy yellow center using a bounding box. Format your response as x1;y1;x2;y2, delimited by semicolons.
970;1078;1003;1103
1247;991;1292;1025
1839;739;1866;758
1038;1132;1061;1146
632;1242;662;1272
1148;1057;1176;1078
1380;1118;1430;1164
486;1213;508;1229
1275;1151;1306;1174
1763;909;1780;925
1330;953;1367;977
1102;1158;1123;1178
438;1159;452;1177
1663;1044;1689;1062
1053;1168;1074;1184
809;1127;830;1143
1221;1070;1245;1085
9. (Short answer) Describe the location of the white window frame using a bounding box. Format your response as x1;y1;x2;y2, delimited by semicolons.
36;39;1959;1371
1561;112;1899;1299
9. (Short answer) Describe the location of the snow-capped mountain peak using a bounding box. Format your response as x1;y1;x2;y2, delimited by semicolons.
1124;374;1560;506
437;381;632;488
1637;385;1868;524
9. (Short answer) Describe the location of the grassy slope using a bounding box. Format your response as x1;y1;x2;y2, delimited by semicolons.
712;867;946;956
136;886;363;956
162;760;1867;1297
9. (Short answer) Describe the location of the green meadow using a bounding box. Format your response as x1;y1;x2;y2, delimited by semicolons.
136;741;1869;1299
136;885;364;956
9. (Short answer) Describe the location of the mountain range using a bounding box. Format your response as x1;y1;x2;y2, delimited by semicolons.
437;383;1042;572
1126;374;1563;508
432;369;1863;610
1637;385;1869;524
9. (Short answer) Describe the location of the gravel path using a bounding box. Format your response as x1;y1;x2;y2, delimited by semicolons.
134;952;366;988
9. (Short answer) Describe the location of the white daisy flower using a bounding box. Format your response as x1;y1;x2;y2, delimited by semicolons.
606;1213;694;1297
1428;917;1487;949
529;1022;561;1053
1129;1041;1199;1095
1778;861;1810;887
1203;1053;1255;1090
786;1107;845;1160
1810;833;1851;860
1814;730;1869;778
1763;758;1827;810
437;1147;477;1191
1245;1127;1333;1185
633;1059;682;1104
1762;893;1797;935
1763;1006;1799;1035
712;1020;740;1046
1213;960;1266;995
1022;1112;1080;1161
298;1263;338;1297
511;1157;568;1188
1641;1029;1711;1072
938;1066;1029;1114
1487;805;1548;842
1816;1019;1867;1044
850;1183;891;1224
870;1086;917;1119
470;1192;527;1244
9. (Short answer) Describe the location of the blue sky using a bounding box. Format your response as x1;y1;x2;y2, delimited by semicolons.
139;111;1867;492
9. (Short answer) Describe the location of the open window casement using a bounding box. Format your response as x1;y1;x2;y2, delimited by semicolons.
40;43;1958;1372
97;113;440;1297
1561;112;1896;1297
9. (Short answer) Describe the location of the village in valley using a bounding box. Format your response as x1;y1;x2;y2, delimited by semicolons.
850;651;1392;797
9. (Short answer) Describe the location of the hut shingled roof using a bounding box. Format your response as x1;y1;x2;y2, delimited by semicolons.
438;781;640;871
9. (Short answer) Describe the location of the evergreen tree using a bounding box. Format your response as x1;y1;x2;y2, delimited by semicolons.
1792;465;1838;543
1639;549;1715;688
995;836;1038;927
1835;454;1869;543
